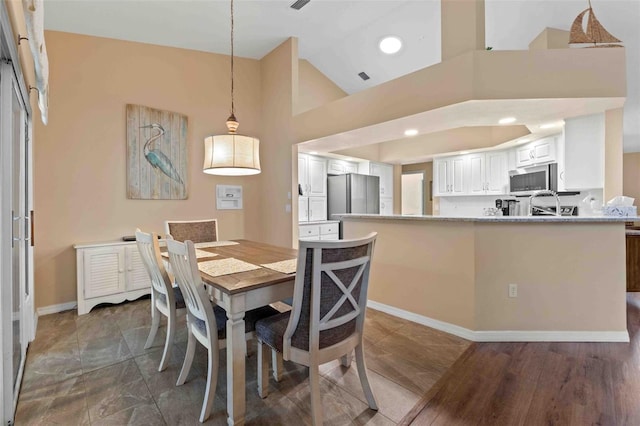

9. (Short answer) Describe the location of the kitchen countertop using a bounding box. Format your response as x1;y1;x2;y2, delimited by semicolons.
298;220;340;225
333;213;640;223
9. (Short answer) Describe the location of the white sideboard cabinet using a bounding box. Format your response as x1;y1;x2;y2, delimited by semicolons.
75;240;151;315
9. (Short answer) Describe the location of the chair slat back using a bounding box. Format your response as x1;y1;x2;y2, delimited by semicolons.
166;239;215;330
283;233;377;353
165;219;218;244
135;229;172;300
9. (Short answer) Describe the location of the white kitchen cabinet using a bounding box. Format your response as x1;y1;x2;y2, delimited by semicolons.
559;114;604;190
433;156;466;196
515;136;556;168
327;159;359;175
299;221;339;241
299;196;309;222
308;197;327;221
299;196;327;222
468;152;508;195
75;240;151;315
380;197;393;215
298;154;327;197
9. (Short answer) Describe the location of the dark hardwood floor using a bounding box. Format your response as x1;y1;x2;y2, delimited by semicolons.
401;293;640;426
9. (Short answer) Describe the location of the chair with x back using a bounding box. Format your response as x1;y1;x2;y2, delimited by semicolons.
254;232;378;426
165;219;218;244
135;229;186;372
165;238;283;423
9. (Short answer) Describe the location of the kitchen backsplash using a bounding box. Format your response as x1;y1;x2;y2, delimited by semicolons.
438;190;604;217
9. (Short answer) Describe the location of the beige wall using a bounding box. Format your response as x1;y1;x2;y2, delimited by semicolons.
474;223;626;331
297;59;346;114
528;28;570;50
34;31;263;308
344;217;627;335
402;162;433;215
344;219;477;329
623;153;640;202
293;49;625;145
605;108;624;200
259;38;298;248
441;0;485;60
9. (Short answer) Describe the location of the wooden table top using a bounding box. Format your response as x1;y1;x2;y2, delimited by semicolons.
187;239;298;295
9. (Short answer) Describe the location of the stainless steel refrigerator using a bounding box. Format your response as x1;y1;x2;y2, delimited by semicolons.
327;174;379;236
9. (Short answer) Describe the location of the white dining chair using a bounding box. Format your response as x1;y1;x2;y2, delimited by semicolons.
254;233;379;426
135;229;186;372
165;219;218;244
165;238;283;422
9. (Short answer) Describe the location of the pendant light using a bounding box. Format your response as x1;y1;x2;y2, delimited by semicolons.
203;0;260;176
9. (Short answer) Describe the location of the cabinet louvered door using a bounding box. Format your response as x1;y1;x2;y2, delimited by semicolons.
125;246;151;291
83;248;125;299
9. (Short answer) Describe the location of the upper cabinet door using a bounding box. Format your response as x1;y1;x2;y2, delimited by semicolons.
450;157;467;195
467;154;485;194
434;159;448;196
298;154;309;195
307;156;327;196
344;163;359;174
485;152;508;194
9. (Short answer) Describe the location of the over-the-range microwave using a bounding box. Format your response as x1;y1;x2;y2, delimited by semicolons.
509;163;558;196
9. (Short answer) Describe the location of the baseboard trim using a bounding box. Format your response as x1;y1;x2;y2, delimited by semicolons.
366;300;630;343
36;301;77;316
366;300;476;340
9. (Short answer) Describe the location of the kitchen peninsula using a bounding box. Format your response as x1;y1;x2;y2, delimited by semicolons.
338;213;635;342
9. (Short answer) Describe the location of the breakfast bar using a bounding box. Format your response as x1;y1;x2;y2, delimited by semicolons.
337;214;636;342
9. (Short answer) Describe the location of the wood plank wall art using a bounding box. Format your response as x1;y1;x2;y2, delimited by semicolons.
126;104;188;200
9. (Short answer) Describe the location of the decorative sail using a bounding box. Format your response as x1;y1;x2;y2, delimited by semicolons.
569;3;622;47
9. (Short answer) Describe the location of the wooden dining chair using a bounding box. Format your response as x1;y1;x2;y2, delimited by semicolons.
165;238;283;423
254;233;379;426
135;229;186;372
164;219;218;244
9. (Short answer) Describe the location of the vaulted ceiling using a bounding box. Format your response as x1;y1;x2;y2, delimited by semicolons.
44;0;640;151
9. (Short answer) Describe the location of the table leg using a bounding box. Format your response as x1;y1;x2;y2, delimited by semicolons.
226;297;247;426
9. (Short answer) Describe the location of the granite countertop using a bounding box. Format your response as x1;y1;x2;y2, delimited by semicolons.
299;220;340;225
333;214;640;223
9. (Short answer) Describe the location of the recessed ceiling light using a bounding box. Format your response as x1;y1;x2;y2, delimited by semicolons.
459;151;470;155
540;122;560;129
310;151;318;155
379;36;402;54
499;117;516;125
404;129;418;137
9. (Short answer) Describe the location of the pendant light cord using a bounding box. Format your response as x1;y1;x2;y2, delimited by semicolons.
230;0;235;117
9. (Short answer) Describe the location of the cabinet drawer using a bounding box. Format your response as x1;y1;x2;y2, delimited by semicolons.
320;223;338;235
299;225;319;237
320;234;339;241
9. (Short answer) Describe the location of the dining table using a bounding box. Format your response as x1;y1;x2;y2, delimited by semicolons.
173;239;298;426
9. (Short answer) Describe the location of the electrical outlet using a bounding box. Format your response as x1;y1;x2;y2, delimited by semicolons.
508;284;518;298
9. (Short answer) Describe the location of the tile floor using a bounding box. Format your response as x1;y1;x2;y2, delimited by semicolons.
15;297;470;425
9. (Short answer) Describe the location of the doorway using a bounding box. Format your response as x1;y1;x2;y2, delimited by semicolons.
0;42;34;425
402;172;424;215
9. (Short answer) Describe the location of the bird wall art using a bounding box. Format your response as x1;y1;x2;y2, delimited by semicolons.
126;104;188;200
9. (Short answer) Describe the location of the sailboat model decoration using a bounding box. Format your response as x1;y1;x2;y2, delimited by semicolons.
569;0;622;48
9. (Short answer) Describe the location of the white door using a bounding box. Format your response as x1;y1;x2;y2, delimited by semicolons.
1;62;33;425
401;172;424;215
